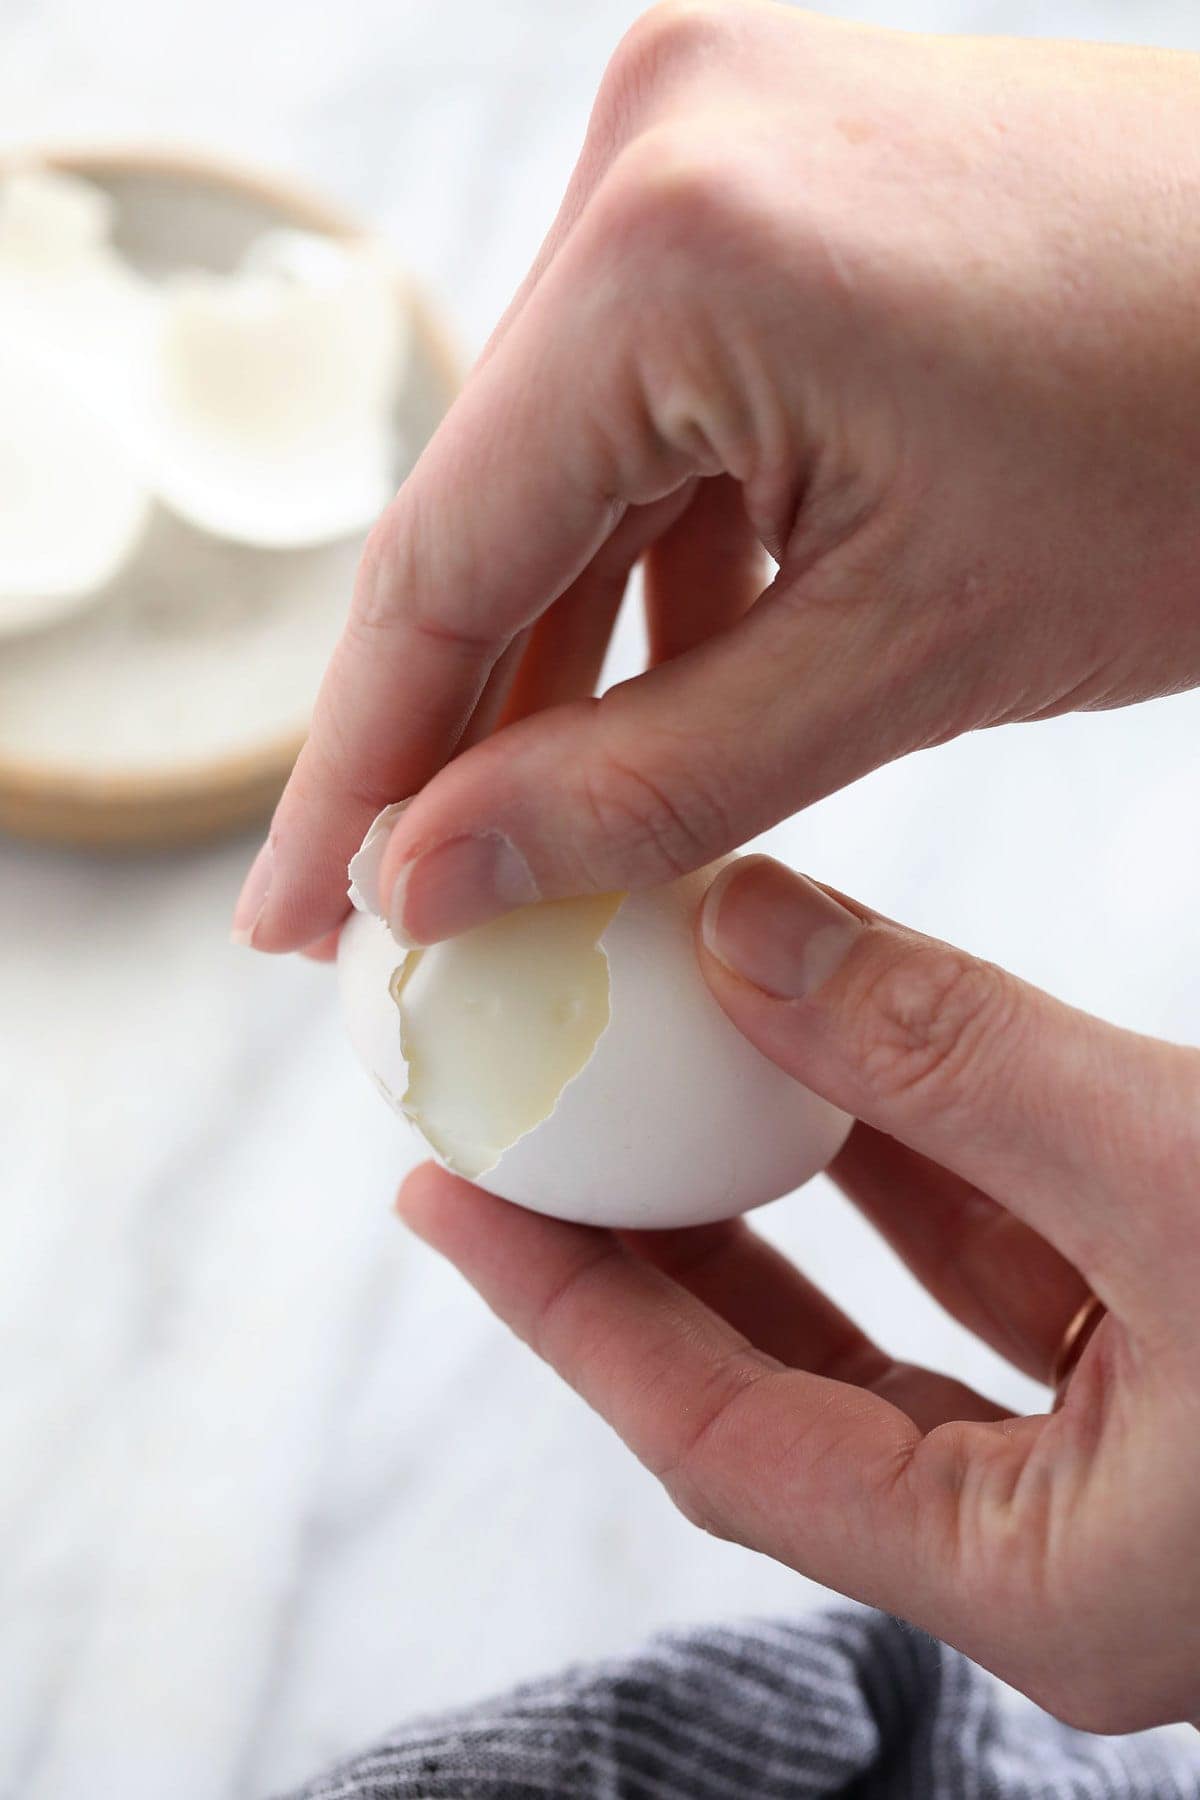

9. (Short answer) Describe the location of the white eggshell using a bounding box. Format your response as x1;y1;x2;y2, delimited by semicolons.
0;341;150;635
0;169;153;634
0;168;153;426
147;233;405;549
338;870;852;1229
346;798;410;918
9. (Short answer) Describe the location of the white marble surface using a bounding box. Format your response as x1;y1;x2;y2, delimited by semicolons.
2;1;1199;1794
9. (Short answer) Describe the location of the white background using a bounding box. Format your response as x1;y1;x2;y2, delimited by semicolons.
2;1;1198;1794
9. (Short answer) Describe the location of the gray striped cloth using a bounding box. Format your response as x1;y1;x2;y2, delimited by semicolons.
278;1607;1199;1799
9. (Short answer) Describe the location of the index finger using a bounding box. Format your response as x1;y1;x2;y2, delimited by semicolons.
244;202;694;953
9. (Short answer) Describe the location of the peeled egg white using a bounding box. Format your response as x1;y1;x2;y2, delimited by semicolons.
147;232;405;549
338;859;851;1230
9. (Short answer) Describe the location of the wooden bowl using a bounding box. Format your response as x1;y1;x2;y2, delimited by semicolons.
0;146;460;849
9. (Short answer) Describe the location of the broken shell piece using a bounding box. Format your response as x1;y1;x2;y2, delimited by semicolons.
0;341;150;636
338;867;852;1229
347;799;411;917
148;233;405;549
0;168;152;421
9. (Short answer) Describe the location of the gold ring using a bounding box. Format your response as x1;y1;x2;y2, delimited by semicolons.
1051;1292;1106;1400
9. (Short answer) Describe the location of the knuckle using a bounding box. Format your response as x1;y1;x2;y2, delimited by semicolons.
575;726;732;887
526;1242;625;1378
654;1355;770;1541
852;940;1015;1122
351;510;498;659
353;509;407;632
604;1;740;109
600;125;759;275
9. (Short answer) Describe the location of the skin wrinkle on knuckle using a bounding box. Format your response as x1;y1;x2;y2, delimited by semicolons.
906;1422;1113;1701
350;538;502;660
584;134;792;503
351;478;506;654
294;706;394;817
351;499;430;634
761;1389;918;1583
575;740;730;885
524;1239;629;1370
849;939;1016;1123
653;1352;775;1534
885;1417;983;1602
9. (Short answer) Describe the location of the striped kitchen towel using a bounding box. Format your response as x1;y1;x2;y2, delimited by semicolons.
277;1606;1200;1798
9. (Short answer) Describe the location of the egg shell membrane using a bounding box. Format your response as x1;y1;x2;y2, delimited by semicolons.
389;892;624;1180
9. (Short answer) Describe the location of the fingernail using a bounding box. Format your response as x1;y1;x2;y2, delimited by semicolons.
389;833;539;945
701;857;860;998
231;838;274;947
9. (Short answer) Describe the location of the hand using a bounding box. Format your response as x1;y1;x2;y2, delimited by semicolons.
397;856;1200;1733
235;3;1200;951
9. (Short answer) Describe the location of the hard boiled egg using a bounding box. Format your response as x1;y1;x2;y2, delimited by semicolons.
338;814;851;1229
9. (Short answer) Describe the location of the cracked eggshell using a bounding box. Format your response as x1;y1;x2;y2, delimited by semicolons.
0;168;152;634
147;232;405;549
346;798;410;918
0;167;152;422
0;340;150;635
338;866;852;1230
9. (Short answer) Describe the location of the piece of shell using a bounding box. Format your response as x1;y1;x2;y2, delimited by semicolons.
0;167;152;424
147;233;406;549
339;865;852;1230
0;341;151;636
346;798;411;918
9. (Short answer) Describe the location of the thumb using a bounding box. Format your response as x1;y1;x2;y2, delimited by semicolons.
698;856;1198;1325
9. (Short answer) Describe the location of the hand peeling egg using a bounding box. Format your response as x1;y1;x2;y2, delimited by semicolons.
338;819;852;1228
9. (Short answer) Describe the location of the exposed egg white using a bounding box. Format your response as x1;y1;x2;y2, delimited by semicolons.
147;233;405;549
0;341;150;635
338;839;852;1229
